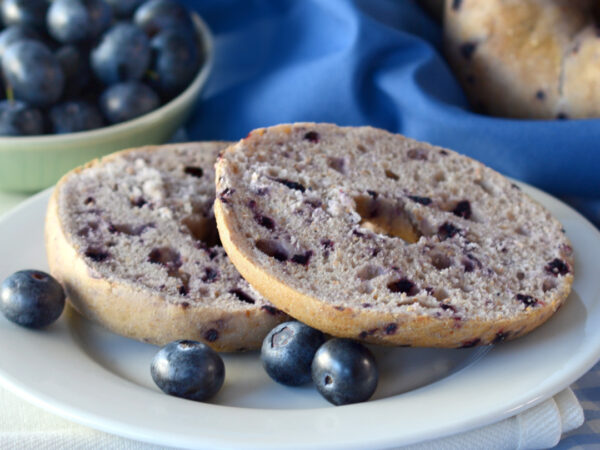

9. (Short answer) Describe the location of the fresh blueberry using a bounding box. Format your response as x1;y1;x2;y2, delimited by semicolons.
105;0;144;17
1;0;48;31
49;101;103;133
0;25;39;65
150;340;225;401
91;23;151;85
261;321;326;386
134;0;194;37
99;81;159;123
149;28;201;98
2;40;65;107
55;45;92;98
311;339;378;405
47;0;112;44
0;100;44;135
0;270;66;328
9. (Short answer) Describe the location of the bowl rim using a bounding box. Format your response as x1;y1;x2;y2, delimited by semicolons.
0;12;214;146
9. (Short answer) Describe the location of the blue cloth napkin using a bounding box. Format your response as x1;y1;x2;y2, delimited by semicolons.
182;0;600;225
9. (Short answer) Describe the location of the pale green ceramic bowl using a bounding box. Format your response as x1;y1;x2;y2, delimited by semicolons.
0;14;213;193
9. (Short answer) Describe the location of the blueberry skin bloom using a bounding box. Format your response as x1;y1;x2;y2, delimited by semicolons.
134;0;194;37
1;0;48;31
0;270;66;328
150;29;201;98
312;339;378;405
151;340;225;401
0;100;44;135
47;0;113;44
2;40;65;107
50;101;103;133
261;321;326;386
99;81;159;124
0;25;39;65
91;23;151;85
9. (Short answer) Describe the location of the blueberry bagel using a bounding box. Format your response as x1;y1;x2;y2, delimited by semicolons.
45;143;287;351
445;0;600;119
214;123;574;347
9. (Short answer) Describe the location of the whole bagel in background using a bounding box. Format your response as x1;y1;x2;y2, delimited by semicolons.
444;0;600;119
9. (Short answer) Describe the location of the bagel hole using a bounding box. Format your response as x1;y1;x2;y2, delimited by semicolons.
542;278;557;292
387;278;419;296
433;288;449;301
327;157;346;174
433;171;446;184
353;195;421;244
148;247;183;277
109;222;153;236
256;239;291;262
515;226;529;236
229;289;255;304
267;168;280;177
384;169;399;181
356;264;385;281
176;272;191;296
407;148;428;160
182;215;221;247
430;253;453;270
438;199;479;222
357;282;373;294
183;166;204;178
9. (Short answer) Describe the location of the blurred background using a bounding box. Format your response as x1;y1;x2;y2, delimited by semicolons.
0;0;597;228
184;0;600;228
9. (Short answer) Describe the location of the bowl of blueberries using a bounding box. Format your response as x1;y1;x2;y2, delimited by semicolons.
0;0;213;192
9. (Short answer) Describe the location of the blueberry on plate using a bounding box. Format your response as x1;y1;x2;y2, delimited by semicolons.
0;270;66;328
2;40;64;107
91;22;151;85
311;339;378;405
151;340;225;401
0;100;44;135
47;0;112;44
99;81;159;123
105;0;144;18
49;100;103;133
261;321;325;386
134;0;194;37
0;25;39;64
1;0;48;31
149;29;201;99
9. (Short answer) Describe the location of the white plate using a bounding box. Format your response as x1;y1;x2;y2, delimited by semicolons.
0;185;599;449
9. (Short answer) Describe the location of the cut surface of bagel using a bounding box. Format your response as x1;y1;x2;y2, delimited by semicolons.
214;123;573;347
45;142;288;351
